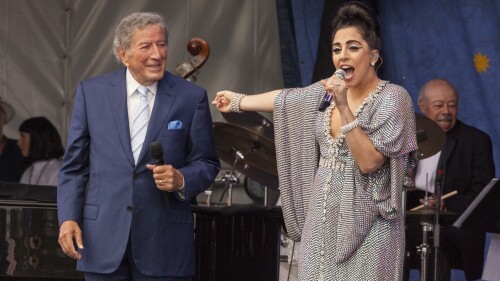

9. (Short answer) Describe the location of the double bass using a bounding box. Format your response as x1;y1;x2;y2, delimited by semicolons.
173;37;210;81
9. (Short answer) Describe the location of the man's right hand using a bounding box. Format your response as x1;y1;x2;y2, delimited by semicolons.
58;220;84;259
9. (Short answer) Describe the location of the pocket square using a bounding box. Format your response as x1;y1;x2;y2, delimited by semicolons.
167;120;183;130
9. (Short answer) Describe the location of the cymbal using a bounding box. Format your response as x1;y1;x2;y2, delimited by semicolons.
407;207;457;220
221;111;274;140
212;122;278;189
415;113;445;160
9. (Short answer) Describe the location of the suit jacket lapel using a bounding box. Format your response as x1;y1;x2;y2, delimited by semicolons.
438;125;459;169
437;124;458;192
108;69;136;167
136;73;177;166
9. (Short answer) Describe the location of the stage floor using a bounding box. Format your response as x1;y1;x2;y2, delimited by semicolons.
280;261;298;281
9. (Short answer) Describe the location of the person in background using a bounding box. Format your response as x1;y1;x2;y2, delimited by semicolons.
57;12;220;281
213;2;417;280
0;99;27;182
17;116;64;186
406;78;495;281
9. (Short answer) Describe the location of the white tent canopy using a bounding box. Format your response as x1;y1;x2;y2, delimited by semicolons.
0;0;282;141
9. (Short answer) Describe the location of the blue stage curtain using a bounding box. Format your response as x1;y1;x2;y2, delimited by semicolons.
379;0;500;177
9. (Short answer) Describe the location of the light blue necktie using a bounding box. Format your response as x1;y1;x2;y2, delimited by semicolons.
131;85;150;164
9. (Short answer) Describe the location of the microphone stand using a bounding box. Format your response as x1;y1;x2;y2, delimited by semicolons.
220;170;239;206
412;172;433;281
433;165;445;281
402;173;411;281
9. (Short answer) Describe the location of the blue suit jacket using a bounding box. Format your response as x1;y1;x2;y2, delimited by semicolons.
57;68;220;276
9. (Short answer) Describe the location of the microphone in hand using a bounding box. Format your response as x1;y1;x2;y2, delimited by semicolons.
319;69;346;112
150;141;164;166
150;141;171;208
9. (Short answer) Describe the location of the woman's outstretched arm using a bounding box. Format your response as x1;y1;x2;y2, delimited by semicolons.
212;90;281;113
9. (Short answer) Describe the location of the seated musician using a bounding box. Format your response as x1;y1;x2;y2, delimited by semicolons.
17;117;64;186
0;99;27;182
405;79;496;281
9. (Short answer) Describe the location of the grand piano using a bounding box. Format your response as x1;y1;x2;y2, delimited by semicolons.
0;182;283;281
0;182;83;280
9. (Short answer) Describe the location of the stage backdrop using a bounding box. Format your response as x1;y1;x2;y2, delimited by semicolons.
379;0;500;177
0;0;282;142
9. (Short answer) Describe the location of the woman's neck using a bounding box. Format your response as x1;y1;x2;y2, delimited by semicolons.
348;75;381;100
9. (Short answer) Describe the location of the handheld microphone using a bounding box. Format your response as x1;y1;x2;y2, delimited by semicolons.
150;141;171;208
150;141;164;166
318;69;346;112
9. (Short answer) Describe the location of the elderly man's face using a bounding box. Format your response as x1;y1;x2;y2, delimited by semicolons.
119;24;167;86
418;81;458;133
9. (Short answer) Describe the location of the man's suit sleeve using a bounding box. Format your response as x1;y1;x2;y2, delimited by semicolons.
455;131;495;213
467;132;495;203
57;81;90;225
177;90;220;200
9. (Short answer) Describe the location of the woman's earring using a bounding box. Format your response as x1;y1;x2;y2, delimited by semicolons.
371;53;378;66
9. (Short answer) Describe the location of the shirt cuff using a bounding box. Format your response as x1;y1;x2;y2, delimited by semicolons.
175;175;185;200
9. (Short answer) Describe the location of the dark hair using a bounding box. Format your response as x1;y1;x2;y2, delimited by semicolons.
19;117;65;162
331;2;381;51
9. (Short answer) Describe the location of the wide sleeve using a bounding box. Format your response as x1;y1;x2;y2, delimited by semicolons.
360;84;418;158
273;82;324;242
334;83;418;262
359;84;418;219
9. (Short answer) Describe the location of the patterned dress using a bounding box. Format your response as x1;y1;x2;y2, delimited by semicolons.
274;81;418;281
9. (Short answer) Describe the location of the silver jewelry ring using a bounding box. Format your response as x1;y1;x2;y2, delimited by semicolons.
158;179;164;184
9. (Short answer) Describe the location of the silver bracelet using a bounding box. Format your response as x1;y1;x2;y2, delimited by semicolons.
340;119;359;134
230;93;246;113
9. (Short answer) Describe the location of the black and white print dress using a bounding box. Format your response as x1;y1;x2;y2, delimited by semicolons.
274;81;418;281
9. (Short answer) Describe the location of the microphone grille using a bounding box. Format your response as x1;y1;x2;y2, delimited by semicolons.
334;69;346;80
150;141;163;156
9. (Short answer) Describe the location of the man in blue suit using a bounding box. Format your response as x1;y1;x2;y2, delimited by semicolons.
57;12;220;281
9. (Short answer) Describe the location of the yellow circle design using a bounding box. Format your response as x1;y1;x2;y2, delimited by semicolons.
474;52;489;74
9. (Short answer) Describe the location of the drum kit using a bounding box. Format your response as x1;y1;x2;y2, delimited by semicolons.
407;113;457;281
211;111;278;206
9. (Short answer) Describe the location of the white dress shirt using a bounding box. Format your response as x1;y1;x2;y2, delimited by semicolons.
126;69;157;136
414;151;441;194
20;158;62;186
